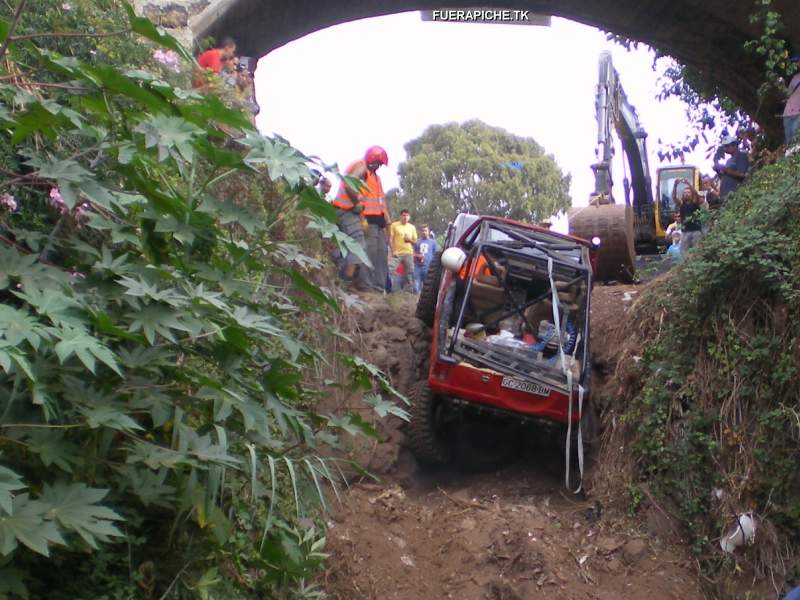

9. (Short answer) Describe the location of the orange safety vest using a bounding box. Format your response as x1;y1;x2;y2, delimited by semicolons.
333;160;386;215
459;255;492;280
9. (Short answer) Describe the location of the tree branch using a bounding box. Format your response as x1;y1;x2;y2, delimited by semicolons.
0;0;27;62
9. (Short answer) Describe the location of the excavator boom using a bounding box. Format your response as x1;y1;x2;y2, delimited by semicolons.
569;52;663;281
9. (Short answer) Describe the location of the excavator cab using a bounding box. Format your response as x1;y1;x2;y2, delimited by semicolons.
655;166;701;239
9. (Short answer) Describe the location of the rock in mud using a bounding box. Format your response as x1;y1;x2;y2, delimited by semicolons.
622;538;647;563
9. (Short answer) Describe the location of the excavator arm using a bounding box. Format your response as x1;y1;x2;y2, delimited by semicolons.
569;52;657;281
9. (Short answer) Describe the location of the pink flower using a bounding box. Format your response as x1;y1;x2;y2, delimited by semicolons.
49;187;68;214
153;49;180;72
0;193;17;212
61;2;72;10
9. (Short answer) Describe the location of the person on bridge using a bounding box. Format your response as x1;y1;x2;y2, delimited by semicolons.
333;146;390;291
197;37;237;74
713;135;749;202
782;53;800;147
194;37;237;89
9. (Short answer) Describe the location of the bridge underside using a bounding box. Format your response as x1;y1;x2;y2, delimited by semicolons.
197;0;799;139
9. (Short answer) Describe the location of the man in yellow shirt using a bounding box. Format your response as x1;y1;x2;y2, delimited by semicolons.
389;209;418;292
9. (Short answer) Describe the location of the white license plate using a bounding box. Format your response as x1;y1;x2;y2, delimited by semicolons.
500;377;550;397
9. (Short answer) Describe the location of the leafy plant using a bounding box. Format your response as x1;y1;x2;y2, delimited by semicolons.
0;3;406;597
613;153;800;591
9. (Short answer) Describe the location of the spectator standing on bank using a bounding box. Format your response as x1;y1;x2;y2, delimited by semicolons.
672;178;704;254
667;231;682;264
664;214;682;245
413;225;438;294
700;174;721;209
333;146;390;291
782;53;800;147
389;209;417;292
713;135;749;202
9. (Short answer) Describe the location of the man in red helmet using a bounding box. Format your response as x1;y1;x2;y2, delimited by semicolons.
333;146;391;291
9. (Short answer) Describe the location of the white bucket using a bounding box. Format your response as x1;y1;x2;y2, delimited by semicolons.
720;513;756;553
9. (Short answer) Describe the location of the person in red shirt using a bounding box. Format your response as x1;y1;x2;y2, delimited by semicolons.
193;37;237;89
197;37;236;73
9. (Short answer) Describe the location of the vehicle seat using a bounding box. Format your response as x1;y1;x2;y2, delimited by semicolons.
468;263;506;325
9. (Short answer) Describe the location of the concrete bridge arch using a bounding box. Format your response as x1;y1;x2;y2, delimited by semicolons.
161;0;799;138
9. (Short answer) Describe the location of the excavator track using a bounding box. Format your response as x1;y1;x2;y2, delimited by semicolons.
568;204;635;282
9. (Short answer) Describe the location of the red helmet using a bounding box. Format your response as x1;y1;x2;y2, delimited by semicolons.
364;145;388;166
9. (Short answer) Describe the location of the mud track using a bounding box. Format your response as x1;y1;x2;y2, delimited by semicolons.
324;287;703;599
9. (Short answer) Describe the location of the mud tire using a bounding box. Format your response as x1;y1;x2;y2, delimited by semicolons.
407;380;451;465
410;319;432;383
415;251;442;327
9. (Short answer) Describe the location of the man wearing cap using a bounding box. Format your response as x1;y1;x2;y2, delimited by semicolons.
782;53;800;147
713;135;749;202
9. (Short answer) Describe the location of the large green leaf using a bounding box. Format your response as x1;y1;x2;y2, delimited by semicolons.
325;414;380;439
12;287;85;328
0;305;51;350
40;483;124;549
23;432;81;474
53;327;122;375
240;134;311;186
127;305;193;344
117;276;186;306
134;115;202;163
79;404;143;433
363;392;410;421
0;246;67;292
0;466;26;515
297;185;337;222
115;466;175;509
286;269;339;314
0;494;64;557
25;155;91;184
306;215;371;266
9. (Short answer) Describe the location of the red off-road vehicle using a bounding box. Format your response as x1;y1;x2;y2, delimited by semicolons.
410;214;598;469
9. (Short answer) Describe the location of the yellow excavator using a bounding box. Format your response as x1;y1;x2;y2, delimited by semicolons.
568;51;701;282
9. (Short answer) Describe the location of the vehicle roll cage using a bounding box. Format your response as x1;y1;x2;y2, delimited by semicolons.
439;220;593;391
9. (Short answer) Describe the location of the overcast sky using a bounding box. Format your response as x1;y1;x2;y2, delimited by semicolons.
254;12;714;231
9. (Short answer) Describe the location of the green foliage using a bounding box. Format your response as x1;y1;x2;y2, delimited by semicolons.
743;0;797;101
396;120;571;234
619;154;800;583
613;1;794;160
0;4;407;598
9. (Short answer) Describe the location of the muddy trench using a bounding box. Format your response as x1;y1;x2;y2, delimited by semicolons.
322;287;704;600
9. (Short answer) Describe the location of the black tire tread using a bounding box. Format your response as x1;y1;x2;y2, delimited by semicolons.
415;251;442;326
407;380;450;465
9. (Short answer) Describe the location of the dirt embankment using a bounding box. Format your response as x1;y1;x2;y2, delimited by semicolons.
323;287;704;600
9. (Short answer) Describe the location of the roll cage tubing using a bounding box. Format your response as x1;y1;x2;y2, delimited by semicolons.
443;220;592;386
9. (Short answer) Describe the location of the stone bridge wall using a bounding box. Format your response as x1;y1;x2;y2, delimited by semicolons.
137;0;800;139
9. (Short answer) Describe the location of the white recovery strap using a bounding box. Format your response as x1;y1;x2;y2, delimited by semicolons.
547;257;584;493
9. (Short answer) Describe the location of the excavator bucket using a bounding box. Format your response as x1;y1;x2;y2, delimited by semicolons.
568;204;635;282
